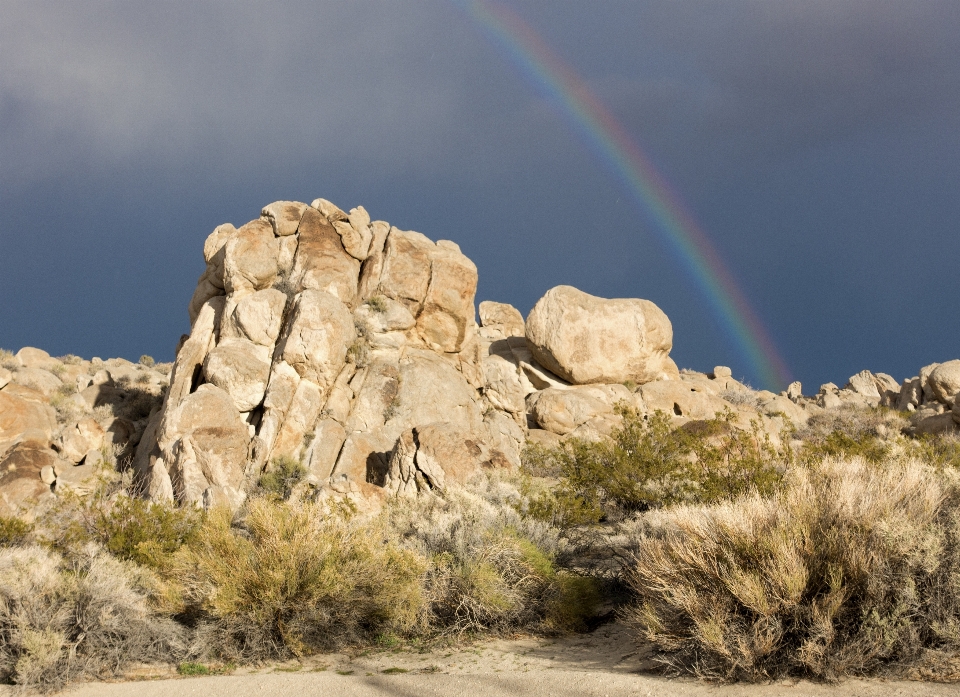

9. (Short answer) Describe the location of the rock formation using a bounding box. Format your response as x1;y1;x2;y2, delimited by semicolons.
4;195;960;517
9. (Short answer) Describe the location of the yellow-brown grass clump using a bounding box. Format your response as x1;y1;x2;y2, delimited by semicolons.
626;456;960;681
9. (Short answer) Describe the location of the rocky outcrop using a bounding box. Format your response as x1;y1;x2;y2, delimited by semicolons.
13;194;960;518
132;198;514;510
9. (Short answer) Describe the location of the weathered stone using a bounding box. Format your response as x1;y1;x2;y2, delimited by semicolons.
12;368;62;397
291;207;361;305
785;381;802;402
927;360;960;405
0;367;11;390
0;390;57;452
640;379;732;420
920;363;942;404
712;366;733;379
304;419;347;481
416;243;478;353
16;347;59;371
897;377;922;411
354;296;417;351
530;385;632;436
203;338;272;412
525;285;673;385
345;359;401;434
58;418;105;464
357;221;391;301
377;229;435;313
482;349;527;416
331;205;374;261
262;201;308;237
0;442;58;517
911;409;958;436
758;395;808;426
162;384;250;506
221;288;287;348
188;268;225;325
270;379;324;462
845;370;881;404
164;297;224;413
276;289;355;391
310;198;349;222
331;431;395;488
54;461;100;495
478;301;525;340
384;422;509;496
223;218;280;295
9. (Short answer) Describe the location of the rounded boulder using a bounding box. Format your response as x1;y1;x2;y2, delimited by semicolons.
525;285;673;385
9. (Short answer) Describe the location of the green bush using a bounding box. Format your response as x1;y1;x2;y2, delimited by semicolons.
174;499;425;660
139;355;155;367
796;405;905;464
258;455;307;500
0;516;32;547
626;456;960;681
524;407;787;525
41;491;201;569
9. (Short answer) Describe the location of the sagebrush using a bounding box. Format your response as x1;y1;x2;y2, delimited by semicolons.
626;456;960;681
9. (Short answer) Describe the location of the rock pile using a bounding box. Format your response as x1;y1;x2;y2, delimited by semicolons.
3;195;960;516
0;348;168;517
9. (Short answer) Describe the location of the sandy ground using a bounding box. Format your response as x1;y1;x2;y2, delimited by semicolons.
6;622;960;697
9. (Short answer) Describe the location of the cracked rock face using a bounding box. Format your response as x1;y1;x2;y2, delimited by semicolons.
134;198;512;509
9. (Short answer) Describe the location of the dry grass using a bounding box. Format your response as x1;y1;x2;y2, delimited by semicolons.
0;545;187;692
625;456;960;681
0;349;17;371
387;475;598;634
796;405;907;463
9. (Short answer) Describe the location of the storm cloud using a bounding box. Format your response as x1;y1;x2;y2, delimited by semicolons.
2;0;959;390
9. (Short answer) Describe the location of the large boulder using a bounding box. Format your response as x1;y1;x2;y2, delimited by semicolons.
275;289;355;391
525;285;673;385
0;439;59;517
0;390;57;454
529;384;633;436
291;207;361;305
384;422;512;497
927;360;960;405
202;338;272;412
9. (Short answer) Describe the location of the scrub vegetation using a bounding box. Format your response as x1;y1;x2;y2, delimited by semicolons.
6;403;960;689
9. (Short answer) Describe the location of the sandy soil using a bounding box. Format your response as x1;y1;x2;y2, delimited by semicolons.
5;622;960;696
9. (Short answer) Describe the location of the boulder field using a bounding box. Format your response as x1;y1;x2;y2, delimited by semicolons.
2;197;960;515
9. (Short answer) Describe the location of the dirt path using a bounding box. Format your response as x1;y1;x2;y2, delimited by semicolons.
9;623;960;697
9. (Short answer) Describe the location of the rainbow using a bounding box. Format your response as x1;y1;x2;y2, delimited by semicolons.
455;0;793;391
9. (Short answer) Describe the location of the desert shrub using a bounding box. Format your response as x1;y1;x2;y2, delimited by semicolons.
796;405;906;463
39;488;201;570
257;455;307;500
365;295;389;313
0;545;187;691
139;355;155;367
720;387;761;409
0;517;32;547
0;349;17;371
174;499;425;660
907;432;960;470
524;408;786;526
626;457;960;681
387;476;599;633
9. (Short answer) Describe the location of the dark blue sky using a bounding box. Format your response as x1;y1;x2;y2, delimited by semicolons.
2;1;959;392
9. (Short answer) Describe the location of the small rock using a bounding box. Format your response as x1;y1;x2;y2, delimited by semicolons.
712;366;732;379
